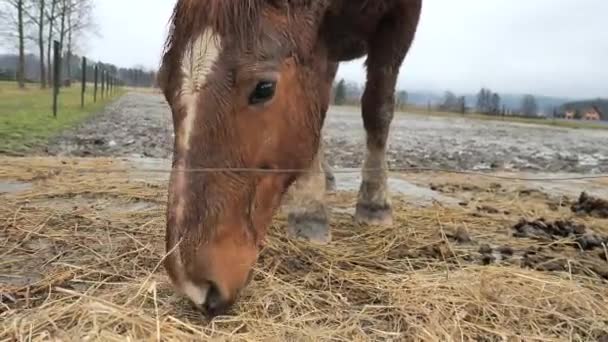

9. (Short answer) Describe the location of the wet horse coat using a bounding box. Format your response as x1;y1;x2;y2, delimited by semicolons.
158;0;422;316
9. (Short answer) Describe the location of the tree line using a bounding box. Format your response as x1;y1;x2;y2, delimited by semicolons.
441;88;539;117
0;0;98;88
0;0;155;89
331;78;408;110
331;79;540;117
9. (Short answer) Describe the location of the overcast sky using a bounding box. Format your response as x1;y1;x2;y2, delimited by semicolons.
85;0;607;99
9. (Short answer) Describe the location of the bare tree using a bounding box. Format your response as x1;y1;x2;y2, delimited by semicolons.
46;0;58;85
440;90;459;112
22;0;46;87
0;0;28;88
490;93;501;115
334;79;346;105
395;90;408;110
56;0;96;86
476;88;492;114
35;0;45;87
520;94;538;117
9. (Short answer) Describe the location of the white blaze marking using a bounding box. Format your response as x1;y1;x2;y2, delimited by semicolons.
179;29;221;151
172;30;222;296
181;280;211;307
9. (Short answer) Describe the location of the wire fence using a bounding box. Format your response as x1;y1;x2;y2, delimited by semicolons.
51;40;123;117
4;162;608;182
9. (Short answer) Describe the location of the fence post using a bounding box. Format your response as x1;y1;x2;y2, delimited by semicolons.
81;57;86;108
52;40;61;118
93;64;98;103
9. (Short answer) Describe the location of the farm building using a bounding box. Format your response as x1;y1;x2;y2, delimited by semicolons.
583;105;603;120
560;100;608;121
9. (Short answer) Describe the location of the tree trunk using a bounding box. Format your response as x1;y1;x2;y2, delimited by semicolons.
47;0;57;86
58;0;67;86
39;0;46;88
65;7;72;87
17;0;26;89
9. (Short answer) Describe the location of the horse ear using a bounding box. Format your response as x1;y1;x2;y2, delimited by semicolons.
266;0;282;9
297;1;332;56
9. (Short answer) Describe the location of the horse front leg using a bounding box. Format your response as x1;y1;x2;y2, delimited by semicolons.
355;0;421;226
286;140;331;244
322;149;336;192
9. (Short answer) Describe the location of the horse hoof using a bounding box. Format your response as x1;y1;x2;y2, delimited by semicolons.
355;203;393;226
287;214;331;245
325;178;337;192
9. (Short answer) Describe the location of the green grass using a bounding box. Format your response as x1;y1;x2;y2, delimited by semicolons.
0;80;125;154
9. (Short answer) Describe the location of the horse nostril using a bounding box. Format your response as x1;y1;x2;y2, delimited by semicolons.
203;282;230;317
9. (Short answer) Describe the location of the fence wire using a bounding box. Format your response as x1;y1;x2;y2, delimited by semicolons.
5;163;608;182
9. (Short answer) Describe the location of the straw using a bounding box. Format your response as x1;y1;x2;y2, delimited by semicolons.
1;157;607;341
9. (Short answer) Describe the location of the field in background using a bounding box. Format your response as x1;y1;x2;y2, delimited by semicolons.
331;104;608;130
0;81;124;155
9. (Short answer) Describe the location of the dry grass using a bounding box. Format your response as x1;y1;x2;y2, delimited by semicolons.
1;157;607;341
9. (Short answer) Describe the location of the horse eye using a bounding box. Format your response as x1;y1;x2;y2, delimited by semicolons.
249;81;276;105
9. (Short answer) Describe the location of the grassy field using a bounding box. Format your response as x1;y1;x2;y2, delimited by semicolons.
332;104;608;130
0;80;124;154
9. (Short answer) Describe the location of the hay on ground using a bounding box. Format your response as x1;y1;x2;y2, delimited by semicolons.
1;157;607;341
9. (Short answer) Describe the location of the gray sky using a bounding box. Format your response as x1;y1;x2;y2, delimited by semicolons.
87;0;608;98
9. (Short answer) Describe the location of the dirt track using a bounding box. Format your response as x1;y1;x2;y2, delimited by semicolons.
44;92;608;173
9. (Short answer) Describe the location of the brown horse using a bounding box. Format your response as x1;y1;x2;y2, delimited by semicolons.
157;0;422;317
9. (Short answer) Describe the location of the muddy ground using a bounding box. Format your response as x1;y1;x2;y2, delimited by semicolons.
1;156;607;340
42;92;608;173
3;91;608;339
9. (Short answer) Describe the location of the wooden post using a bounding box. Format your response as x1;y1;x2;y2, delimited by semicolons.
81;57;86;108
52;40;61;118
93;64;98;103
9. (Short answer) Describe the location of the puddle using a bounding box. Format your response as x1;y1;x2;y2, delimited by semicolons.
122;156;171;184
0;181;32;194
502;172;608;199
334;173;459;206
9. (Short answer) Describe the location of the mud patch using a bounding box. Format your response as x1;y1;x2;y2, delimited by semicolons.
429;183;487;193
512;218;608;250
571;192;608;219
520;248;608;280
476;205;510;215
335;173;459;206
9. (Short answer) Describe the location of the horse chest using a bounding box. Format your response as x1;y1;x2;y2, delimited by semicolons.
322;0;397;61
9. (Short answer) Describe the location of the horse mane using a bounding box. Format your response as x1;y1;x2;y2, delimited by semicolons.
161;0;329;60
163;0;266;55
